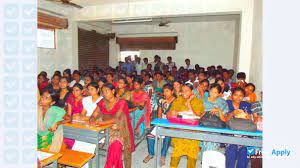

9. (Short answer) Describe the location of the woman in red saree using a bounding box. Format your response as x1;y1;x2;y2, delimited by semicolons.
89;83;134;168
129;77;151;136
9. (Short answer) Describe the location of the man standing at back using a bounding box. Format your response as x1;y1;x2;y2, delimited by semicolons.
135;57;143;75
166;56;176;71
122;56;134;75
185;58;194;70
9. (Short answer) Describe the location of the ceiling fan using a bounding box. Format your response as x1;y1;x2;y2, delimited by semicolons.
158;18;171;27
45;0;83;9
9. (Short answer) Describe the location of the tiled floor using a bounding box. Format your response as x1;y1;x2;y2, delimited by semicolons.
89;139;202;168
79;139;252;168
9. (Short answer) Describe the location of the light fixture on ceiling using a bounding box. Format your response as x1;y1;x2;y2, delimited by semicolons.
112;18;153;24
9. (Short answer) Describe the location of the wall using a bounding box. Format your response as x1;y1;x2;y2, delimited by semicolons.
110;19;238;69
72;0;255;79
37;1;108;75
249;0;262;97
37;1;76;75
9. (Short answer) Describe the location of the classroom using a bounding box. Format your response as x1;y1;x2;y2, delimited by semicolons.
37;0;262;168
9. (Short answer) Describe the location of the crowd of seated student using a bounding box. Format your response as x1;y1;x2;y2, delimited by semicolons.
37;55;262;168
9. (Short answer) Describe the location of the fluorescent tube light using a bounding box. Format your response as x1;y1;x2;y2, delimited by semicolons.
112;18;152;24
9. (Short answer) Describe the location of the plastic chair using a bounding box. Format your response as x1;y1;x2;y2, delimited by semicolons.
202;150;225;168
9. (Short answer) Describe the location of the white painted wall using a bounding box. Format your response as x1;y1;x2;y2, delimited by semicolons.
38;2;77;75
72;0;255;79
249;0;262;97
38;1;108;75
110;20;237;69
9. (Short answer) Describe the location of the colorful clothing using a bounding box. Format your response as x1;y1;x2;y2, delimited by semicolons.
226;100;252;115
251;101;263;116
193;88;209;100
153;80;167;94
146;97;174;157
170;96;204;160
130;91;151;136
226;100;252;168
66;94;83;115
143;85;158;113
117;90;131;101
64;94;84;149
56;90;71;108
37;106;65;152
158;98;175;119
201;97;229;152
97;99;134;168
38;80;49;91
243;92;257;103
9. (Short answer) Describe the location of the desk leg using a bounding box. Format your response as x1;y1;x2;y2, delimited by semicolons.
154;126;159;168
89;159;93;168
96;134;99;168
53;160;57;168
105;129;109;156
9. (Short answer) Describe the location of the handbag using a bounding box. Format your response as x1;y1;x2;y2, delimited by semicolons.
227;118;257;132
200;112;226;128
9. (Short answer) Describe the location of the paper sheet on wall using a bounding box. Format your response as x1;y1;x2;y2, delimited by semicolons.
38;151;54;161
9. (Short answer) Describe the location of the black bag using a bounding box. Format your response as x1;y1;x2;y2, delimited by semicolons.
227;118;257;132
200;112;226;128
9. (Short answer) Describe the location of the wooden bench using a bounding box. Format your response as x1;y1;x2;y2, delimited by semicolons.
58;149;95;168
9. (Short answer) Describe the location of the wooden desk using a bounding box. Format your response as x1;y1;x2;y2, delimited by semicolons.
63;121;112;168
38;150;62;168
58;149;95;168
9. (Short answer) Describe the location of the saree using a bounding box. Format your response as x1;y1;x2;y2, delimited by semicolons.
130;91;151;134
98;99;134;168
170;96;204;159
37;105;66;152
64;94;83;149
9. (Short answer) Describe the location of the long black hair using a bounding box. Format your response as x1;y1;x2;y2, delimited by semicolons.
102;83;117;96
73;83;83;90
182;83;194;91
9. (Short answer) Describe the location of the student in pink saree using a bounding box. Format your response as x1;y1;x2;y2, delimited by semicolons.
89;83;134;168
63;83;84;149
129;77;151;136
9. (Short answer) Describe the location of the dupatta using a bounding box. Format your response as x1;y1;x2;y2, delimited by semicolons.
37;106;64;153
98;99;135;152
131;91;151;129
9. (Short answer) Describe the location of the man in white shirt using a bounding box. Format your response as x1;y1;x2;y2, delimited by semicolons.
135;57;143;75
185;59;194;70
166;56;176;71
70;70;85;87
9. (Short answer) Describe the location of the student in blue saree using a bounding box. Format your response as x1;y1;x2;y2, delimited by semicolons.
226;87;253;168
143;84;176;166
38;88;67;152
201;83;229;152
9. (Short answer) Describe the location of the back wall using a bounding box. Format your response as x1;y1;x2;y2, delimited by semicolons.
109;17;239;69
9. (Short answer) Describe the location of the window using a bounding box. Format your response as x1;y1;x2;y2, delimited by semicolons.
120;51;140;62
37;28;55;49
